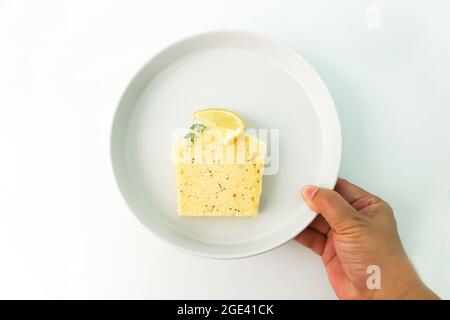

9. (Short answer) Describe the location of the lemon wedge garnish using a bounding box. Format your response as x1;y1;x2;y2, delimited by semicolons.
194;108;245;143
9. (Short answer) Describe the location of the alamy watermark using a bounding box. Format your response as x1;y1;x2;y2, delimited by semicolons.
366;265;381;290
171;127;279;175
366;4;382;30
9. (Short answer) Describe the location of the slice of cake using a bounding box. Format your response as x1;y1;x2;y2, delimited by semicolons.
173;109;265;217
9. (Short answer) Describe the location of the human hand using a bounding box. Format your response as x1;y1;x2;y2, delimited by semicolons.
296;178;438;300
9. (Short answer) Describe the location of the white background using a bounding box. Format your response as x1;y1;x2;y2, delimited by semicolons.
1;0;449;299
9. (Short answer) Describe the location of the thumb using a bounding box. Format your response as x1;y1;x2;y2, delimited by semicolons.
301;185;357;229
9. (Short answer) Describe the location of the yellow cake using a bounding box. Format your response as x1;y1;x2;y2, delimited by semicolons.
173;111;265;217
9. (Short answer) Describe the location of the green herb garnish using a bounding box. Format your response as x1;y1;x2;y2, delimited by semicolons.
190;123;206;133
184;132;196;143
185;123;206;144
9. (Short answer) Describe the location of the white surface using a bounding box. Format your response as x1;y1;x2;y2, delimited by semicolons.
111;31;341;258
0;0;449;299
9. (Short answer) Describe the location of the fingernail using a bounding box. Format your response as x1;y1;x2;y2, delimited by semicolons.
302;185;319;200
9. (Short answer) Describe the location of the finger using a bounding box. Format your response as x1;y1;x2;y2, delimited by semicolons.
321;232;337;265
335;178;372;205
335;178;384;212
301;185;356;229
309;215;330;235
295;228;326;256
351;196;380;211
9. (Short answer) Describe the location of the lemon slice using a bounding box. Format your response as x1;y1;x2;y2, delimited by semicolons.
194;108;245;143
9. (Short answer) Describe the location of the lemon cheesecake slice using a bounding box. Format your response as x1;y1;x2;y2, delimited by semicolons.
173;109;265;217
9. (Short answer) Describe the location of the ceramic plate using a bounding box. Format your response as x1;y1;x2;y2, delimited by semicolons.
111;31;341;259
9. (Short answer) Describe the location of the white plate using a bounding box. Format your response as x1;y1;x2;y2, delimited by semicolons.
111;31;341;259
